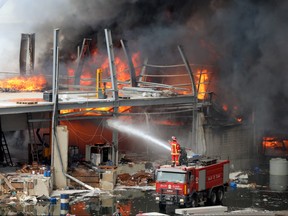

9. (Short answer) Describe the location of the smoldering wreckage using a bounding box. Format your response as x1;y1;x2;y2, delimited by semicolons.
0;1;288;215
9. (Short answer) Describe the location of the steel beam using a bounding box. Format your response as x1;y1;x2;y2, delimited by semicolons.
178;45;198;152
120;39;137;87
74;38;91;86
105;29;119;165
52;29;60;102
51;28;60;173
105;29;118;101
19;34;28;75
0;95;200;115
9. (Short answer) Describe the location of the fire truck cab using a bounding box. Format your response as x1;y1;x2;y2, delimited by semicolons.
155;158;230;209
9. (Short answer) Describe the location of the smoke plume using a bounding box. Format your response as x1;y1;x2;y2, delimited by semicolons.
1;0;288;134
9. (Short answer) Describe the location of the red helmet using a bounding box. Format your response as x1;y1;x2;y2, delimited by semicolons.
172;136;177;140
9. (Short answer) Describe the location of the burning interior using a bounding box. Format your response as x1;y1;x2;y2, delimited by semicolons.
0;27;287;174
0;1;287;195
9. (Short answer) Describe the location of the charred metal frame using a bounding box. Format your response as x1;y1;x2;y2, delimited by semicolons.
19;33;35;75
74;38;92;86
178;45;199;153
0;28;211;168
120;39;137;87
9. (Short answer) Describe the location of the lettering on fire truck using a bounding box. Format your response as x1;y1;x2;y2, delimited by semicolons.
207;173;221;181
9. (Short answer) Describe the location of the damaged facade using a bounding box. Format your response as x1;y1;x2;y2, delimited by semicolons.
0;26;282;200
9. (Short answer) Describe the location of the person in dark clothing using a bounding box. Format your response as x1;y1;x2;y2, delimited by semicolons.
179;147;188;166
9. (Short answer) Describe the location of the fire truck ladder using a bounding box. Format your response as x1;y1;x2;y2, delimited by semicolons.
0;131;13;166
27;113;39;163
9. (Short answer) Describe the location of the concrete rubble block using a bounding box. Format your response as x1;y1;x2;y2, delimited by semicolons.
117;173;131;182
71;167;100;177
74;176;100;183
68;165;101;188
175;205;228;215
101;198;113;207
86;182;100;188
117;163;145;175
25;176;52;197
102;170;117;185
100;180;114;190
10;182;34;190
117;170;154;186
132;171;153;181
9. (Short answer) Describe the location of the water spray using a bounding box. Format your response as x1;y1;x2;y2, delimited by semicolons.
107;118;170;151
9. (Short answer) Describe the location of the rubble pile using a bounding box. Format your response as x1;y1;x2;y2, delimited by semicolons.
16;162;49;175
68;165;100;189
117;171;154;186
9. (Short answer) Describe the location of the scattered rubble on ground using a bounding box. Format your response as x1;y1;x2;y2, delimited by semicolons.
67;164;101;189
229;170;270;189
0;156;160;213
117;170;154;187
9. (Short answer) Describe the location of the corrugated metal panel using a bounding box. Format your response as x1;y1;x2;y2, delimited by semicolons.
198;169;206;191
204;126;255;170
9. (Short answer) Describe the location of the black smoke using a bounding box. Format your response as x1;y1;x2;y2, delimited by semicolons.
36;0;288;134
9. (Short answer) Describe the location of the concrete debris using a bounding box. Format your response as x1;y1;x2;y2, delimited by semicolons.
120;87;178;98
68;165;101;189
230;171;249;184
16;162;49;175
117;171;154;187
19;194;37;204
229;171;270;190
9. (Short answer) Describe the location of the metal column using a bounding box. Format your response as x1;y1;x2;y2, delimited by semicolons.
178;45;198;152
120;39;137;87
105;29;119;165
51;28;60;168
74;38;91;86
19;33;35;75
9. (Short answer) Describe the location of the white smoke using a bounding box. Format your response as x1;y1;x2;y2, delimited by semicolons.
0;0;71;72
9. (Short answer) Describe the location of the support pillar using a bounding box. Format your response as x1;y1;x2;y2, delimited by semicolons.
105;29;119;165
53;125;69;189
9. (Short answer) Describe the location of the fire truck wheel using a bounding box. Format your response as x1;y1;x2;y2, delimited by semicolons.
191;195;198;207
159;203;166;210
216;188;224;204
209;190;217;205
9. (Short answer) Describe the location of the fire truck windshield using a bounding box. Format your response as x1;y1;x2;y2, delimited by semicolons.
156;171;185;183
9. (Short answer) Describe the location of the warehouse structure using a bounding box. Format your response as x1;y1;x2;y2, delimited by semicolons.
0;28;272;190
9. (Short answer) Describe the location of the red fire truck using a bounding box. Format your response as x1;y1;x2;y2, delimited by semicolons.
155;158;230;209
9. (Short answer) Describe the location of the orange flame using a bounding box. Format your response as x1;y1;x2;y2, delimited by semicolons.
100;52;141;88
262;137;287;149
196;69;209;100
67;51;141;90
60;106;131;115
0;75;47;91
61;51;141;115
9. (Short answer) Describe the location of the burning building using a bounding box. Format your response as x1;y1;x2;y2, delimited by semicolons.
0;0;287;190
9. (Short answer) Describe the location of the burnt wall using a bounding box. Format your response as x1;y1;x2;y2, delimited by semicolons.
204;125;257;170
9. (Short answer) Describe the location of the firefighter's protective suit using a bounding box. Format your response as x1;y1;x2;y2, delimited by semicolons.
169;136;181;166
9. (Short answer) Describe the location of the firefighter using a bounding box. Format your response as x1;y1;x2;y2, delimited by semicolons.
169;136;181;166
113;207;122;216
